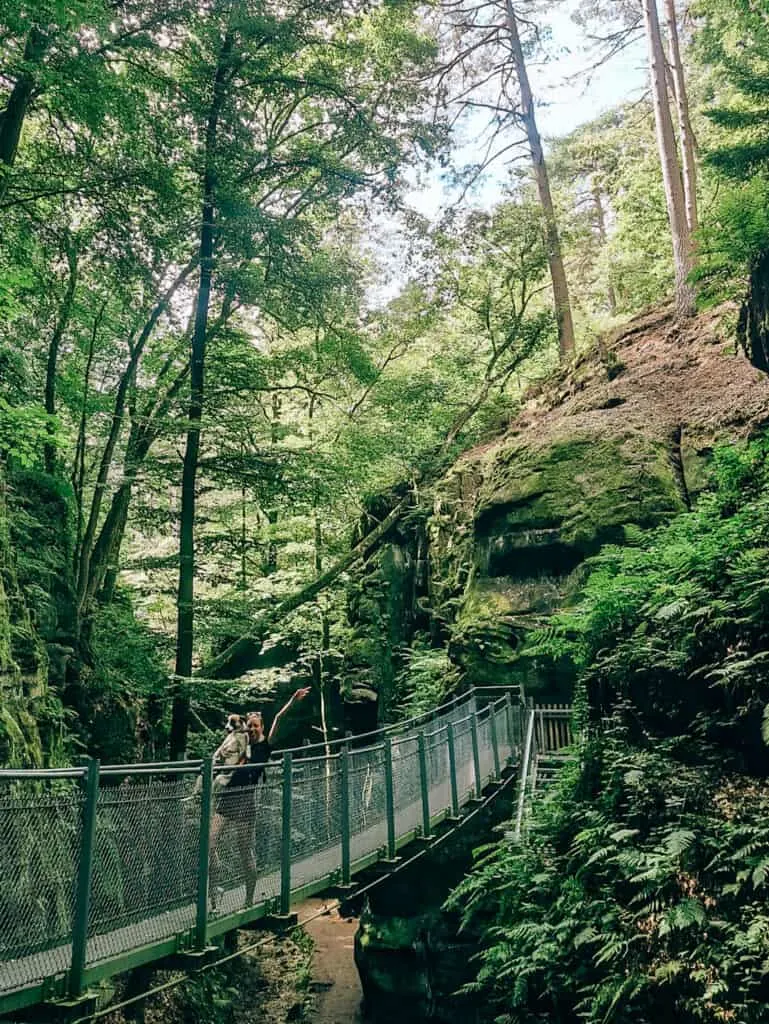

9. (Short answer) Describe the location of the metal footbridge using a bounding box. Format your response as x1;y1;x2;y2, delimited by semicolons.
0;688;572;1019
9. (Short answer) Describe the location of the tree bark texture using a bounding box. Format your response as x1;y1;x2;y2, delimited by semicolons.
642;0;695;318
663;0;698;236
592;182;617;315
504;1;575;358
44;246;78;474
0;27;48;183
171;32;234;760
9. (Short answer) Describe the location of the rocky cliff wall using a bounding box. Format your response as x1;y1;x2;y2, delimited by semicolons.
346;304;769;711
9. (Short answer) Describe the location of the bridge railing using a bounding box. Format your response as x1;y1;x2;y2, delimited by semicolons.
533;703;574;752
0;689;525;1012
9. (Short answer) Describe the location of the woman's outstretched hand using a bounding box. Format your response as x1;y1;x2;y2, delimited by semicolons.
292;687;311;703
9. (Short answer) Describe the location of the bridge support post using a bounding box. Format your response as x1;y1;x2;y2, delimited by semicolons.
504;693;515;760
280;752;293;915
383;737;397;860
447;723;460;819
490;703;501;780
340;747;351;886
69;758;99;998
195;756;213;950
417;732;431;839
470;713;482;799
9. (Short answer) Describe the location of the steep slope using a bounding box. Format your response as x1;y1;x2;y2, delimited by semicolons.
346;303;769;708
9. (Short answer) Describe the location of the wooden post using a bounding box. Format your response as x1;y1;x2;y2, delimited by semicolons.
70;759;100;997
280;752;293;915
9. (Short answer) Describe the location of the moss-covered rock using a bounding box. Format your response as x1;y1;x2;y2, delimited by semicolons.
347;305;769;712
476;433;683;553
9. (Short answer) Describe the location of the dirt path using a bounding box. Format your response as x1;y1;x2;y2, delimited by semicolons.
300;899;365;1024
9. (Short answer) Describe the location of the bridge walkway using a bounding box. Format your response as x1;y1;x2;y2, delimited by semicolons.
0;689;572;1019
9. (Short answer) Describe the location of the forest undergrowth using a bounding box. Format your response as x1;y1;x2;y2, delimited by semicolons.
451;435;769;1023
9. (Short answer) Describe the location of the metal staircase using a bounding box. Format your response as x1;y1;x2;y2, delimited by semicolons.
513;703;574;839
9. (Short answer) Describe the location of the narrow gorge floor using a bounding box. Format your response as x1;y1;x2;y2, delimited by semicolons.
302;899;365;1024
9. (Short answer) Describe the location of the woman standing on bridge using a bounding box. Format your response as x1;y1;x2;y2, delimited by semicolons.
245;687;311;780
209;688;310;908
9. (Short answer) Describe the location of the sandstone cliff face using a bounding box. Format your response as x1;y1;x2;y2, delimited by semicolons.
346;305;769;708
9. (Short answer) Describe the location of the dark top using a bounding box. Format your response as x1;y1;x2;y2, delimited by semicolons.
248;739;271;784
227;738;271;789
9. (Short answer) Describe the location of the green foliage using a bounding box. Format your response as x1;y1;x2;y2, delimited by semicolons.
455;432;769;1021
550;104;674;321
0;401;53;468
694;0;769;297
528;434;769;762
394;639;460;717
453;734;769;1024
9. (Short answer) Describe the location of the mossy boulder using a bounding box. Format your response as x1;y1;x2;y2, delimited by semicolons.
445;431;685;692
475;433;684;557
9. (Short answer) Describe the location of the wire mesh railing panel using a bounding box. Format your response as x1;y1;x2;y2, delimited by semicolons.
209;765;283;919
452;716;475;802
0;687;530;1005
493;701;513;765
283;689;479;761
0;777;83;993
290;759;342;893
87;774;198;963
253;770;283;905
476;711;493;786
390;736;421;839
509;702;525;757
348;746;387;865
426;725;451;818
441;698;471;734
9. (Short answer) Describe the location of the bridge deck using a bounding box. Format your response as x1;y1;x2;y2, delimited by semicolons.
0;691;563;1018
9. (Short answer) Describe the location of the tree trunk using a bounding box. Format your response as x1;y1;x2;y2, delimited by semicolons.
170;32;233;760
264;392;281;574
72;299;106;560
74;262;196;616
642;0;695;318
592;182;617;315
86;305;235;615
43;246;78;474
239;472;248;593
0;27;48;187
504;1;575;359
663;0;698;235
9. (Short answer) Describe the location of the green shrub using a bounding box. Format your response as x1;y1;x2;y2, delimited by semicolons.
452;432;769;1022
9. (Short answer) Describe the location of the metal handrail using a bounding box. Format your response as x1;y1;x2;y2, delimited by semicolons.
275;686;482;759
513;706;536;840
